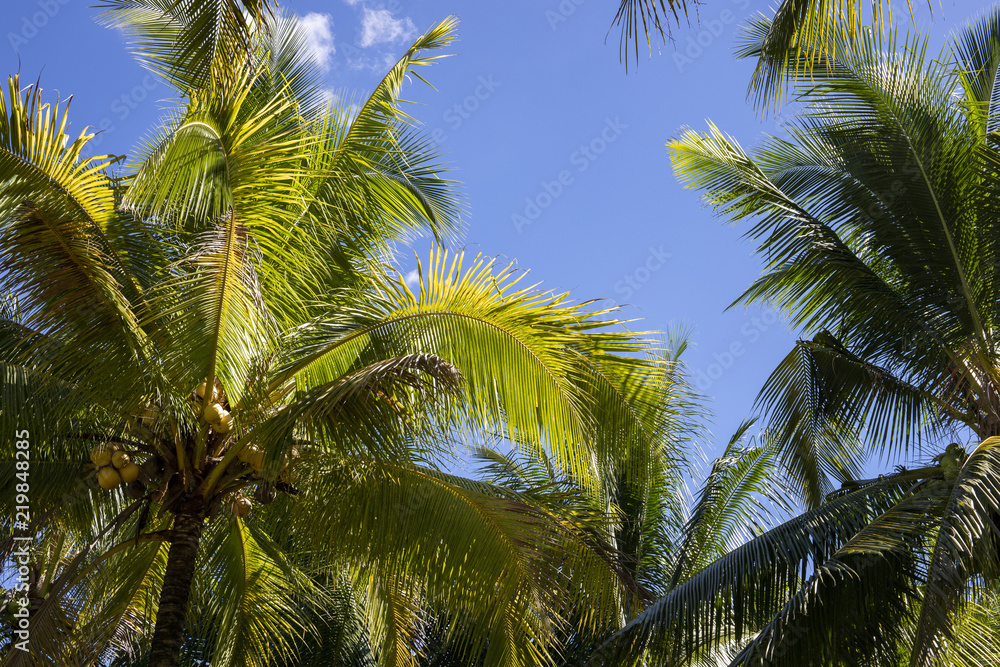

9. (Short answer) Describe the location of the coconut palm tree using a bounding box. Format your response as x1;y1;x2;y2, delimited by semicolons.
400;405;798;667
259;338;704;667
0;3;682;666
584;6;1000;665
612;0;921;105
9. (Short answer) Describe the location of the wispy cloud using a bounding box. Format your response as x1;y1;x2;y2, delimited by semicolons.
403;269;420;289
359;8;416;48
298;13;335;70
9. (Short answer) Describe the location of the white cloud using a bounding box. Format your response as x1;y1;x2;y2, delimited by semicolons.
404;269;420;289
298;13;335;70
359;8;416;48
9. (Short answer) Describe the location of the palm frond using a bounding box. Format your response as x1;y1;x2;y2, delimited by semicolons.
585;476;911;665
666;422;796;589
735;2;924;111
195;518;314;667
909;436;1000;666
610;0;691;71
98;0;276;92
298;17;463;255
271;249;662;488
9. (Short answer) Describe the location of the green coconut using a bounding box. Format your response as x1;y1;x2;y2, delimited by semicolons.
112;451;131;469
91;444;113;467
203;402;226;425
120;462;141;483
216;411;233;433
196;381;218;402
232;495;252;518
97;467;123;490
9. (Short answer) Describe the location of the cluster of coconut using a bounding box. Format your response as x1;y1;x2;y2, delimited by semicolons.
196;381;232;433
229;483;277;519
92;444;141;492
236;443;299;480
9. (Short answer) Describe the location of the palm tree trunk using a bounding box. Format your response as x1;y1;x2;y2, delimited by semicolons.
149;511;205;667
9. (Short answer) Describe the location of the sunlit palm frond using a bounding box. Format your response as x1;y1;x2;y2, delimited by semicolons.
195;518;315;667
908;436;1000;666
735;1;925;111
98;0;276;92
299;17;462;257
271;249;661;488
584;475;910;665
0;75;145;374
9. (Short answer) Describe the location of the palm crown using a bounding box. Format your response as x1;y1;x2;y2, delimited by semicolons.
0;3;688;666
584;6;1000;666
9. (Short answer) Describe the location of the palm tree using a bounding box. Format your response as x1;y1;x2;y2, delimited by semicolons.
611;0;920;105
584;6;1000;665
410;338;707;666
0;3;680;666
401;367;795;667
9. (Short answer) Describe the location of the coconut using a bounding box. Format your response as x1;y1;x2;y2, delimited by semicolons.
196;381;219;402
232;496;252;518
126;480;146;500
279;465;300;484
140;405;159;424
97;467;123;490
120;462;141;483
91;444;113;467
112;451;131;469
216;412;233;433
203;402;226;425
237;445;265;470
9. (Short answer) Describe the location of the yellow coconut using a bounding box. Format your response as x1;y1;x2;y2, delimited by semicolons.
91;445;113;467
90;446;111;467
112;451;131;469
279;465;300;484
203;402;226;425
196;381;218;402
232;496;252;518
120;462;141;483
97;467;123;490
216;412;233;433
237;445;265;470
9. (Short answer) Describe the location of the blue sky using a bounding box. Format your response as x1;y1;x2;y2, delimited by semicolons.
1;0;977;466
